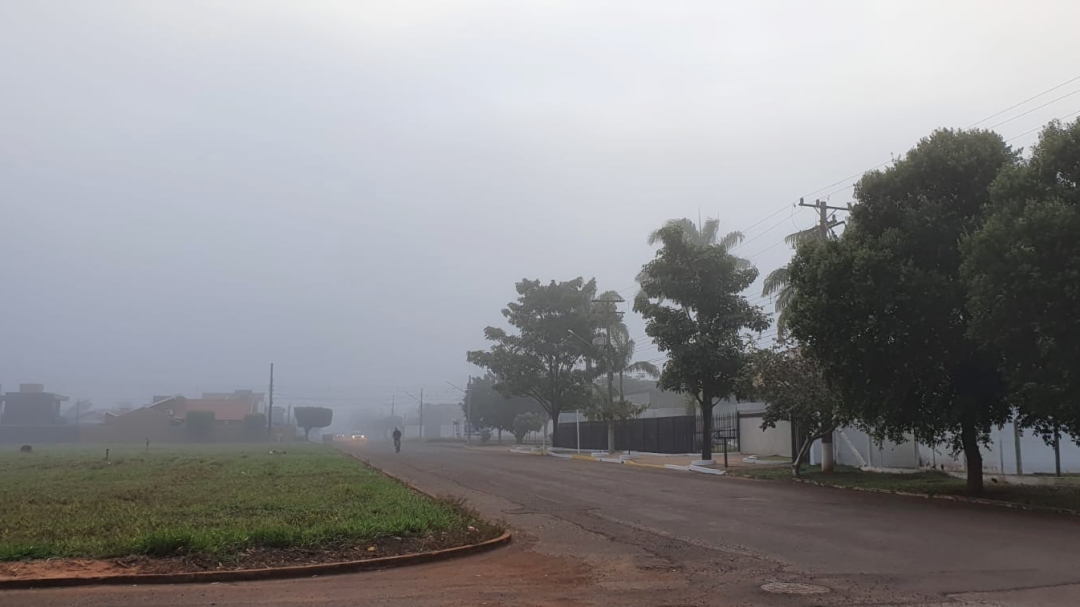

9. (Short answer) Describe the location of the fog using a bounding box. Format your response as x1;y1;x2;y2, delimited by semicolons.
3;1;1078;411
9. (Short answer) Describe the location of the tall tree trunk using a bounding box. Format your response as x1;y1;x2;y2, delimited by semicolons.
607;422;615;454
700;390;713;462
821;431;835;474
497;428;502;444
960;421;984;495
549;407;561;446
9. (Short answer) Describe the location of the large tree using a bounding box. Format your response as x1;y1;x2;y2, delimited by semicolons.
963;118;1080;442
787;128;1017;494
635;223;770;462
467;278;597;445
739;346;849;476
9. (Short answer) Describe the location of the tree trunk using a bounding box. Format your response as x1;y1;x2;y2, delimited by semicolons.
550;408;561;446
792;435;813;477
303;427;311;441
960;421;984;495
700;391;713;462
821;431;835;474
497;428;502;444
607;422;615;454
1054;426;1062;477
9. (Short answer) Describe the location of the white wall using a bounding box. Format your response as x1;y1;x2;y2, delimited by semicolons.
739;416;792;457
829;423;1080;474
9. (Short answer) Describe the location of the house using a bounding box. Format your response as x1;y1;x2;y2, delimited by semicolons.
0;384;69;426
81;389;274;443
147;393;260;426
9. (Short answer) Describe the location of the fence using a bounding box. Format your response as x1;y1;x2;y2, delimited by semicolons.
694;411;740;454
553;415;697;453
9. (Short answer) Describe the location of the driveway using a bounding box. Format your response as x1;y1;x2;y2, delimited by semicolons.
6;441;1080;606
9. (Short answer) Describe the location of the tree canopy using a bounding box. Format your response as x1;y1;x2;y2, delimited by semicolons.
635;223;770;461
787;128;1017;494
739;346;849;475
466;277;599;444
963;118;1080;442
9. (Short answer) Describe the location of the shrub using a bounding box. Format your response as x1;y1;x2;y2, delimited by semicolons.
186;410;216;443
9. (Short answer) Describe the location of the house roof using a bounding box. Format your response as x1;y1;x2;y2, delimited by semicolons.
151;397;256;422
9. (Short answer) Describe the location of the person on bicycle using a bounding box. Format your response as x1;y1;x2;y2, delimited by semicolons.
392;427;402;451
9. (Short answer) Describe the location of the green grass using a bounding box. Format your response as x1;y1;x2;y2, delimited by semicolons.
0;443;494;561
727;464;1080;511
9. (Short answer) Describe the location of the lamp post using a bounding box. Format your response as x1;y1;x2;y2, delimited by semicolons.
446;379;471;443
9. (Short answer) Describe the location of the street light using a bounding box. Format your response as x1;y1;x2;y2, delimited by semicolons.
566;329;602;454
446;379;471;444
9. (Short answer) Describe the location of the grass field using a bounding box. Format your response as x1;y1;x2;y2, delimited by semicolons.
0;443;496;563
727;464;1080;510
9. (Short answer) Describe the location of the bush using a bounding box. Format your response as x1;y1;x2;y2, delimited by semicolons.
186;411;216;443
512;412;543;444
480;428;492;444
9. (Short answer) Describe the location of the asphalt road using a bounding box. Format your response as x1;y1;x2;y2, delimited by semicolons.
7;442;1080;606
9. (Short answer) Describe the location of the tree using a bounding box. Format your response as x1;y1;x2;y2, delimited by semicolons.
185;410;216;443
462;375;540;443
637;217;750;289
293;406;334;441
635;223;770;462
761;217;840;337
787;128;1017;494
467;278;597;445
512;412;544;444
739;346;848;476
963;118;1080;443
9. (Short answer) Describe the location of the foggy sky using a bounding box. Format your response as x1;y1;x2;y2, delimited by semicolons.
3;1;1079;411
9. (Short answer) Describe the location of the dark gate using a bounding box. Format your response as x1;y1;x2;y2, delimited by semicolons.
553;415;697;453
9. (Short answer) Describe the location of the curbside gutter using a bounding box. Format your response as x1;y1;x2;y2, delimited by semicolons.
791;478;1080;517
0;531;512;591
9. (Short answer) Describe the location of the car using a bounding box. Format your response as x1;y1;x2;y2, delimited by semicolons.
350;432;367;443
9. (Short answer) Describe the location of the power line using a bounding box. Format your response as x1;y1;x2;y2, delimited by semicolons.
968;73;1080;128
985;88;1080;131
1005;108;1080;143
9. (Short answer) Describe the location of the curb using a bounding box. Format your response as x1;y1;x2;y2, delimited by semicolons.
0;531;512;591
545;452;729;476
791;478;1080;517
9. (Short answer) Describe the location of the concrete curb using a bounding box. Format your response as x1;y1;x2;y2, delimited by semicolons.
791;478;1080;517
0;531;513;591
624;460;666;470
689;464;726;476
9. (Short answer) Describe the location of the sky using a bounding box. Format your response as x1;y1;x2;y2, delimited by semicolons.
3;0;1080;413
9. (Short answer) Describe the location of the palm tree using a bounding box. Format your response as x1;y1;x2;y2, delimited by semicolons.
763;222;838;337
646;217;745;250
638;217;751;288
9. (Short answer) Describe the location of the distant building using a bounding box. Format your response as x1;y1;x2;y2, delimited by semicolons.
0;384;69;426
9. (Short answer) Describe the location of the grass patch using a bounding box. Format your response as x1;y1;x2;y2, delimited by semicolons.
727;464;1080;511
0;443;497;562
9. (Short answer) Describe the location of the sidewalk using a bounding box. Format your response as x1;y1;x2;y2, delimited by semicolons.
532;448;789;476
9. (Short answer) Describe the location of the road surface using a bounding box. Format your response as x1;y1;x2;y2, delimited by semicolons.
7;441;1080;606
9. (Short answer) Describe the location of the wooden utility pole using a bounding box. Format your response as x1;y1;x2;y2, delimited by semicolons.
797;197;848;239
267;363;274;438
419;388;424;438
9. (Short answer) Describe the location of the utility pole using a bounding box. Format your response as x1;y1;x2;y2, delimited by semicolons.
267;363;274;439
795;198;846;472
797;197;847;239
419;388;424;439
